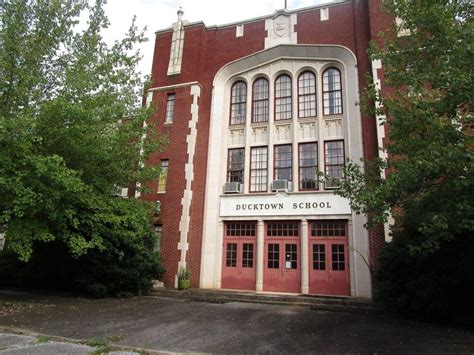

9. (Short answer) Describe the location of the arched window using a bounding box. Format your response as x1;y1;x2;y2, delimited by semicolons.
322;68;342;115
252;78;269;123
275;74;292;120
230;81;247;125
298;71;317;118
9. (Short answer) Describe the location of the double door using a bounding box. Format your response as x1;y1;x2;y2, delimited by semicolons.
263;221;301;293
308;221;350;296
221;222;256;290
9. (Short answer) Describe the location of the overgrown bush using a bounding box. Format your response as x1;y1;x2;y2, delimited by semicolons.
0;197;165;297
376;229;474;324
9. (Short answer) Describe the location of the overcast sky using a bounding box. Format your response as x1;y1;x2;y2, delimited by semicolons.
101;0;335;76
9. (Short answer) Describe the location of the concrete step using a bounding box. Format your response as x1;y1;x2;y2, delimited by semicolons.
149;288;383;314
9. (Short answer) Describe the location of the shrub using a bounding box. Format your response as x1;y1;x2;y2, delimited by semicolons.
376;229;474;324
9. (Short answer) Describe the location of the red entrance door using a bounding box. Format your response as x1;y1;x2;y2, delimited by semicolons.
221;222;256;290
309;220;350;296
263;221;301;293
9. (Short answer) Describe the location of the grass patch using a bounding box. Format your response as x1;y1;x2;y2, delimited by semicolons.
85;338;113;354
35;335;52;344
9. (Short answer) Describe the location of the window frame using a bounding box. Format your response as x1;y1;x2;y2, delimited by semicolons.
251;77;270;123
273;144;293;182
322;67;343;116
297;71;317;118
229;81;247;126
324;140;345;189
165;93;175;123
298;142;319;191
249;146;268;192
274;74;293;121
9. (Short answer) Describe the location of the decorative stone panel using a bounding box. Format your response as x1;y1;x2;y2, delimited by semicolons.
274;123;292;142
229;128;245;146
299;121;317;140
323;118;343;138
251;126;268;144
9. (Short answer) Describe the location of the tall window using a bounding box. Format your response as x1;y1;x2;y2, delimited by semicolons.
230;81;247;125
274;144;292;181
322;68;342;115
158;159;169;192
324;141;344;188
227;148;244;183
154;225;162;252
165;94;175;123
299;142;318;190
275;74;292;120
298;71;317;118
250;147;268;192
252;78;269;123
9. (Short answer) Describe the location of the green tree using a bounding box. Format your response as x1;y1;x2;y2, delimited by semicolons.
0;0;165;294
337;0;473;319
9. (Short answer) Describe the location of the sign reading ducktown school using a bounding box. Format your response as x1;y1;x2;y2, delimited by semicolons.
219;193;351;217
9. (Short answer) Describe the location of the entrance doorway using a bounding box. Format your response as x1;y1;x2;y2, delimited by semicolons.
309;220;350;296
263;221;301;293
221;222;257;290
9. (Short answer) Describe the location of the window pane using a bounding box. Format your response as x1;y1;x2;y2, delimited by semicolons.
324;141;344;188
322;68;342;115
250;147;268;192
274;144;292;181
252;78;269;123
227;148;244;183
299;143;318;190
298;72;317;118
165;94;175;122
158;159;169;192
230;81;247;125
275;75;292;120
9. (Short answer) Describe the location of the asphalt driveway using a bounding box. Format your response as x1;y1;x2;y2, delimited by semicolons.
0;290;473;354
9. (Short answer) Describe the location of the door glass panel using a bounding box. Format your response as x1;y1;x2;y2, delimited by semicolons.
285;244;297;269
242;243;254;268
226;243;237;267
312;244;326;270
331;244;345;271
268;244;279;268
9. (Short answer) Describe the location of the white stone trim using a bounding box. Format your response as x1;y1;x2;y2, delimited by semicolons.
167;10;185;76
200;45;372;298
371;58;392;242
175;84;201;287
320;8;329;21
148;81;201;93
264;13;297;49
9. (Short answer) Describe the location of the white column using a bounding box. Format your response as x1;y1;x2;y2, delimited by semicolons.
301;219;309;294
214;220;225;289
256;220;265;292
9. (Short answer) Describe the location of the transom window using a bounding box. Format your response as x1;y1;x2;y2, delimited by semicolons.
225;222;256;237
250;146;268;192
323;68;342;115
252;78;269;123
299;142;318;190
227;148;244;183
275;74;292;120
311;220;347;237
324;140;344;188
267;221;299;237
274;144;292;181
230;81;247;125
298;71;317;118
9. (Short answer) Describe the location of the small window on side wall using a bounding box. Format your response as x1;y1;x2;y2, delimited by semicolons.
158;159;169;192
165;94;175;123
